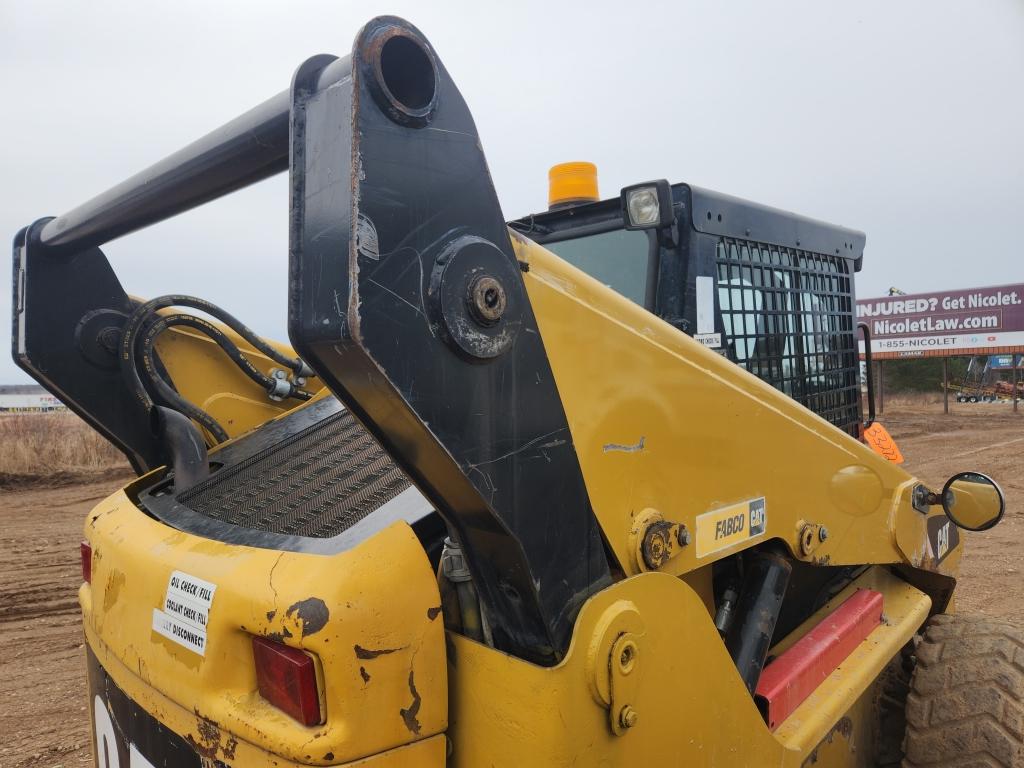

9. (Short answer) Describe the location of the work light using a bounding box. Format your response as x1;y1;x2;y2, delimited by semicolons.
621;180;673;230
627;188;660;226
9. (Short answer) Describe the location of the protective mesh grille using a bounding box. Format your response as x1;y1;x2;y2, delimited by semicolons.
178;409;410;538
716;238;859;435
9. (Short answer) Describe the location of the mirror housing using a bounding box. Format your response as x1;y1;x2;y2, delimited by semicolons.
940;471;1005;531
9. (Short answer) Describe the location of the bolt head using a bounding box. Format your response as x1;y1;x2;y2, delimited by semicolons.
818;526;829;542
97;326;121;354
619;705;639;729
468;275;507;325
677;527;691;546
617;639;637;673
799;524;818;555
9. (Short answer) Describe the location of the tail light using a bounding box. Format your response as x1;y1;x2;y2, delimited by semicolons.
80;540;92;584
252;637;322;726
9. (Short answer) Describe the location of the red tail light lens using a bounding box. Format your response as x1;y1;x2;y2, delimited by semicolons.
252;637;322;726
80;540;92;584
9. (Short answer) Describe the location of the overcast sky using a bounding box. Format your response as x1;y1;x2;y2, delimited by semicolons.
2;1;1022;384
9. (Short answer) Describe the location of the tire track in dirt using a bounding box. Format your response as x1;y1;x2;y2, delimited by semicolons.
1;476;129;768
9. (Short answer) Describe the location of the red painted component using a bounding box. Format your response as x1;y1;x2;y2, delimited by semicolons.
80;540;92;584
252;636;322;726
755;588;884;729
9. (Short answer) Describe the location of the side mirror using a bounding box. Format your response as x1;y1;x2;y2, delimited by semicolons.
941;472;1005;531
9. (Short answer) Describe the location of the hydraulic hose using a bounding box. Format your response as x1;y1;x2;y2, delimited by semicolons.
129;347;230;444
135;314;311;441
118;294;314;447
120;294;311;403
141;314;312;400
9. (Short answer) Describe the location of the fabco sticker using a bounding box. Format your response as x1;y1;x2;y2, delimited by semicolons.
696;498;767;558
151;570;216;656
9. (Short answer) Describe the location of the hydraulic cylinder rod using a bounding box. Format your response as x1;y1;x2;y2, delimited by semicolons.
725;548;792;695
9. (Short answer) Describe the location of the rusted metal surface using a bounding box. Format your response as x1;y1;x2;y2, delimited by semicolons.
285;597;329;637
399;671;423;735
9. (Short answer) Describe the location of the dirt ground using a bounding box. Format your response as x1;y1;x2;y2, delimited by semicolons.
0;404;1021;767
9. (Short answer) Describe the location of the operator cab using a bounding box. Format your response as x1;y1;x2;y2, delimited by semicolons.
508;163;867;438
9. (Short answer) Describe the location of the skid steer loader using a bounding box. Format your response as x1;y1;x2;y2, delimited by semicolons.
12;15;1019;768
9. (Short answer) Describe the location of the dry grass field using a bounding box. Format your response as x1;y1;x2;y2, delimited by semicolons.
0;414;129;488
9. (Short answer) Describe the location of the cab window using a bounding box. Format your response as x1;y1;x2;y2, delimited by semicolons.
543;228;651;306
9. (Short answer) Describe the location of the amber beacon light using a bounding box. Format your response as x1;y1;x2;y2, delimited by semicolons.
548;161;600;210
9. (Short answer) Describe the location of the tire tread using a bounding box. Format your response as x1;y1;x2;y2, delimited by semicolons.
903;615;1024;767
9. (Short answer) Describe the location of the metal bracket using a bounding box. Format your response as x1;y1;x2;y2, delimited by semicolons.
912;484;936;514
586;601;645;736
630;508;689;571
12;225;161;473
798;521;829;556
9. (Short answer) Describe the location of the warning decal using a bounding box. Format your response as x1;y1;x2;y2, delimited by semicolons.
151;570;216;656
694;333;722;348
696;498;767;558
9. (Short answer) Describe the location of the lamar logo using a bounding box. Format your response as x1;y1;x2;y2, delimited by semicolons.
715;514;745;539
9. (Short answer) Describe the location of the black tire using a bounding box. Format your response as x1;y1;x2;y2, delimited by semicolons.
903;613;1024;767
876;643;915;766
970;396;979;403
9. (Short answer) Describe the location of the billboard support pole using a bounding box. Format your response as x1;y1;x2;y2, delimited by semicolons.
878;361;885;415
1015;355;1020;414
943;358;949;415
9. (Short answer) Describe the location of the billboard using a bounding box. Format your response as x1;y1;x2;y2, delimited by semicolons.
0;384;67;413
0;393;66;412
857;283;1024;359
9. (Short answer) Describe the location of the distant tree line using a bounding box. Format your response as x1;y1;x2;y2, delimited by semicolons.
880;357;971;392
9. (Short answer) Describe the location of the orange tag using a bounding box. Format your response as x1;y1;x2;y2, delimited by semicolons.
863;422;904;464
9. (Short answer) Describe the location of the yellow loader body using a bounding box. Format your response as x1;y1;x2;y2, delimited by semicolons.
79;237;956;766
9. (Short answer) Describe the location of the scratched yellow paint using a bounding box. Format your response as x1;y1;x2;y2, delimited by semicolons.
512;232;960;583
83;486;447;766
